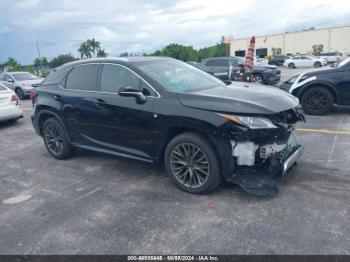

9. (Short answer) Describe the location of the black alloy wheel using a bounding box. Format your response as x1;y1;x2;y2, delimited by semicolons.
42;118;75;159
164;132;222;194
300;87;334;115
253;74;264;84
170;143;210;188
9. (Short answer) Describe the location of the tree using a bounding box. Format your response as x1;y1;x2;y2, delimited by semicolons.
149;42;229;62
97;49;108;58
86;38;101;58
0;62;5;73
6;57;22;72
78;42;92;59
50;54;77;68
119;52;129;57
149;44;199;62
34;57;48;67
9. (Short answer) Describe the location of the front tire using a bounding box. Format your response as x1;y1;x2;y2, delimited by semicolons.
253;74;264;84
288;63;295;69
15;88;25;100
42;118;75;159
164;132;222;194
300;87;334;115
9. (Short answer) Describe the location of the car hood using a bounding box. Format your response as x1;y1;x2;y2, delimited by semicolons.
303;67;336;76
17;79;43;85
177;82;299;115
253;64;278;70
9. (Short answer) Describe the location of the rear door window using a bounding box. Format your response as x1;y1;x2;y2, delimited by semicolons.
65;64;99;91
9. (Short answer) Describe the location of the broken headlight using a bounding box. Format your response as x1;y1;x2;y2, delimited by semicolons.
218;114;277;129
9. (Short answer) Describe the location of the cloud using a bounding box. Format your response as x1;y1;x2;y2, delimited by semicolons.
13;0;41;9
1;0;350;64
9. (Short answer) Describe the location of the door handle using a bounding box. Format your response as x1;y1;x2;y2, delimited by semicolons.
54;95;62;101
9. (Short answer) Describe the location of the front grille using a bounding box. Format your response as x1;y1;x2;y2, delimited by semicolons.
32;84;39;87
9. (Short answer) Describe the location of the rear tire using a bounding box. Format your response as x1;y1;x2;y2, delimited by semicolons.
164;132;222;194
42;118;75;159
314;61;321;68
300;87;334;115
288;63;295;69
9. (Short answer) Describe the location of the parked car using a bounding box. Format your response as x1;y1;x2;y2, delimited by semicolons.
279;57;350;115
0;72;43;99
197;57;281;85
268;55;290;66
0;83;23;122
186;61;198;67
319;51;344;64
283;55;327;68
31;57;305;196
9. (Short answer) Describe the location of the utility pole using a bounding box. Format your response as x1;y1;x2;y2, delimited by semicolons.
36;41;43;75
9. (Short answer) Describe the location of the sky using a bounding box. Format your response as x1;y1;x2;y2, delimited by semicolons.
1;0;350;64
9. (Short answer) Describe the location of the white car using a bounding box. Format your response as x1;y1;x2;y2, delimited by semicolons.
0;72;43;99
319;51;344;64
283;55;327;68
0;83;23;122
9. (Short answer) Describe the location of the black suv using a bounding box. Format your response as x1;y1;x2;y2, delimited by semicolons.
32;57;304;196
279;57;350;115
197;57;281;85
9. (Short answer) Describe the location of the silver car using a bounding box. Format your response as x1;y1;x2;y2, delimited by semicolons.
0;72;43;99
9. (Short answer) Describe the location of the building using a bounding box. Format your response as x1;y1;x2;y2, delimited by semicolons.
229;25;350;58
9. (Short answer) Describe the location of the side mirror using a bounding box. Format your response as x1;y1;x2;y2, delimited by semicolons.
118;86;146;104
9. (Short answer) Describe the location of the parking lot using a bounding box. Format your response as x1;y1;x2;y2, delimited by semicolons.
1;67;350;255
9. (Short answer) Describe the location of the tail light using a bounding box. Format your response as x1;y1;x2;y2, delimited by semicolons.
11;95;20;106
30;90;38;100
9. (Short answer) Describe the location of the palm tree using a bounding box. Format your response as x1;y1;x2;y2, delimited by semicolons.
97;49;108;58
86;38;101;58
78;42;92;59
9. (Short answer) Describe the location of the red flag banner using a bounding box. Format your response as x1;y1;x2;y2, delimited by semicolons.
245;36;255;71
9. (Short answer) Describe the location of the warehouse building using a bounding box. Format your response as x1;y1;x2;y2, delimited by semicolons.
229;25;350;58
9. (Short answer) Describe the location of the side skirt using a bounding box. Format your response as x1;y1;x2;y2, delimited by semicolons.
71;143;154;163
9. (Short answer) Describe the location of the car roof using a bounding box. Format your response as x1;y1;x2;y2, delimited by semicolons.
52;56;174;72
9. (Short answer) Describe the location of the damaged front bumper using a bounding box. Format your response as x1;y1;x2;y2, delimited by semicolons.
228;132;304;196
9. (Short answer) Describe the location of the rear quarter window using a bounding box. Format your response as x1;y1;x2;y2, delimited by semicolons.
42;69;69;86
65;64;99;91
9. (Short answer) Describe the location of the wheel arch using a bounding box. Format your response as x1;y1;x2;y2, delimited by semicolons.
294;81;339;103
156;125;234;181
36;108;70;143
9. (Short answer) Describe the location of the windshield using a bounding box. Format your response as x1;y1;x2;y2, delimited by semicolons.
12;72;39;81
337;57;350;68
133;59;225;93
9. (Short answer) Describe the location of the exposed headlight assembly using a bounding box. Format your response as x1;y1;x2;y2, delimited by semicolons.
218;113;277;129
